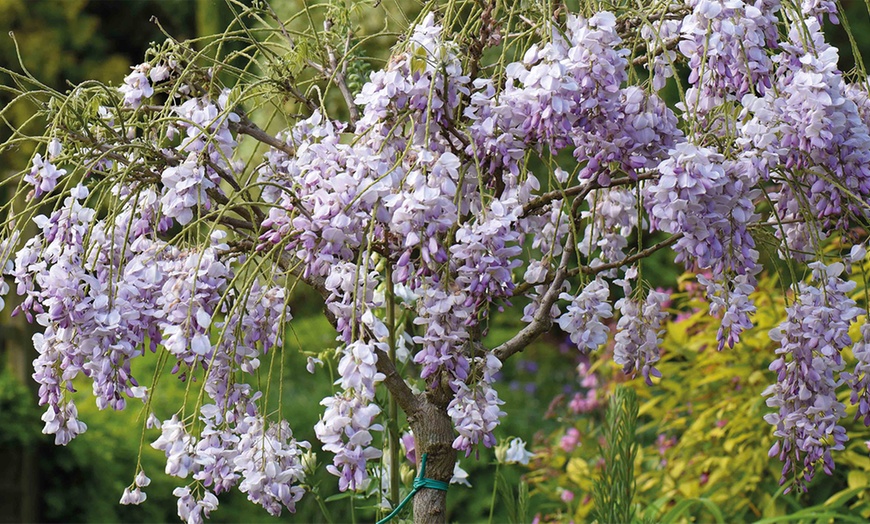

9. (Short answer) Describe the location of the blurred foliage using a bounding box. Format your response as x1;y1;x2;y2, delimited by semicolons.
0;366;40;448
0;0;201;161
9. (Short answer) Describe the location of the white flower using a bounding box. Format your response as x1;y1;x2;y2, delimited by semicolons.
450;462;471;487
849;244;867;264
306;356;323;374
120;486;147;505
48;138;62;158
134;470;151;487
504;438;534;465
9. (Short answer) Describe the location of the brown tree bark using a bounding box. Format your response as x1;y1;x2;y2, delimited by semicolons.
408;395;457;524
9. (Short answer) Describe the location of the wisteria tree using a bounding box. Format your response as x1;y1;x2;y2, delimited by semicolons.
2;0;870;521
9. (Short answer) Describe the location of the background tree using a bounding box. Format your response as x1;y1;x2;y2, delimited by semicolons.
2;0;870;523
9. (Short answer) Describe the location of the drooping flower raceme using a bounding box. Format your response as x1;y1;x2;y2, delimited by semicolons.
845;323;870;426
119;63;154;108
646;143;761;349
24;139;66;199
613;270;670;385
448;354;506;455
558;277;613;352
764;262;863;491
679;0;779;113
740;17;870;242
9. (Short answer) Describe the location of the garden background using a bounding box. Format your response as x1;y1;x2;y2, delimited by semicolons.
2;0;870;522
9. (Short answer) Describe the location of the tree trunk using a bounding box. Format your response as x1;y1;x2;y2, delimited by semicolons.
408;397;456;524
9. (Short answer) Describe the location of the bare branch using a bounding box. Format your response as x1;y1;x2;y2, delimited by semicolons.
493;196;587;362
521;173;655;218
325;35;360;127
572;232;683;277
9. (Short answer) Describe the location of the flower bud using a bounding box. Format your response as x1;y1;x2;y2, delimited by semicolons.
400;464;415;486
301;449;318;476
494;441;508;464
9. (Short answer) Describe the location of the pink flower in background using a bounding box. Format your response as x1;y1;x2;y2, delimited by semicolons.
570;389;599;414
560;428;581;452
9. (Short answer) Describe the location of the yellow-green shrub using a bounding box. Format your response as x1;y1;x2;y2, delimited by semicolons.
528;273;870;522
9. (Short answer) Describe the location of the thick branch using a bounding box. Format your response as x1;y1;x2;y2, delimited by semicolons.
408;402;456;524
493;236;574;362
493;196;585;362
376;352;422;417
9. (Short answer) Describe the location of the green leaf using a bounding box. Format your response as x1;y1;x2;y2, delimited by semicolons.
823;486;866;509
659;498;725;524
324;492;355;503
755;509;868;524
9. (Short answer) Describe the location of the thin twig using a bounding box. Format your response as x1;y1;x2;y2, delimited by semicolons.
572;232;683;277
232;114;295;155
521;173;655;217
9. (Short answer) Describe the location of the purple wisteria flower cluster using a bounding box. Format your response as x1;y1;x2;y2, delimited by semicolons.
740;17;870;242
646;143;760;349
558;277;613;353
3;1;870;518
678;0;778;113
764;262;867;491
613;270;670;386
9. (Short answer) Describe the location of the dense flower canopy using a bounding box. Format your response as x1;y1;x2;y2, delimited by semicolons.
2;0;870;520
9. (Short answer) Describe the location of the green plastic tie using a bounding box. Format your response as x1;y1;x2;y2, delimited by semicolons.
376;453;449;524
